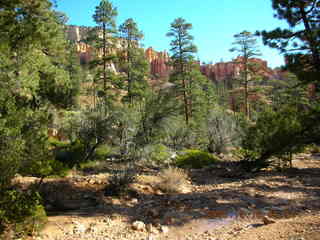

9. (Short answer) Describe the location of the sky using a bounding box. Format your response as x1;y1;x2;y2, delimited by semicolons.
55;0;289;68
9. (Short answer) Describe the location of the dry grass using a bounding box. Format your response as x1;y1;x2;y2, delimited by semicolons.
156;167;189;193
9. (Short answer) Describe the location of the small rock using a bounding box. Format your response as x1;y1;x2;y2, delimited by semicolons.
263;216;276;225
155;189;163;195
160;225;169;234
146;235;156;240
146;224;158;234
132;221;145;231
73;221;86;234
131;198;139;204
86;223;98;234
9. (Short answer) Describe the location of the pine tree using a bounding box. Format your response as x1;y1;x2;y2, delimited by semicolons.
119;18;149;104
0;0;77;186
260;0;320;87
93;0;118;100
230;31;261;118
166;18;197;124
0;1;80;232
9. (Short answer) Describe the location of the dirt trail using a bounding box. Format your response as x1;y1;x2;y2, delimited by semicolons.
18;154;320;240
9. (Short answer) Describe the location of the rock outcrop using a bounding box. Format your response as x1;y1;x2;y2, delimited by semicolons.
200;57;276;82
145;47;171;79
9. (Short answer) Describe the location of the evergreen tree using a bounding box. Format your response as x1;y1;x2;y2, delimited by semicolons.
185;63;216;119
93;0;118;102
166;18;197;124
0;0;79;232
0;0;77;185
230;31;261;118
119;18;149;104
260;0;320;87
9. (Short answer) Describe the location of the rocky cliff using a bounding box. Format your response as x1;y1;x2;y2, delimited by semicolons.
200;57;276;83
66;26;170;77
145;47;171;79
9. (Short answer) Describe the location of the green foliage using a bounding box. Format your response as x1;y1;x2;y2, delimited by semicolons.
94;145;112;160
230;31;261;118
91;0;118;108
264;72;310;109
0;0;80;184
240;106;306;172
204;109;245;154
105;168;136;197
0;189;47;237
93;0;117;29
54;140;86;168
118;18;149;103
164;116;196;150
140;144;172;164
306;144;320;154
133;89;180;148
49;138;70;148
167;17;197;124
175;149;219;169
260;0;320;86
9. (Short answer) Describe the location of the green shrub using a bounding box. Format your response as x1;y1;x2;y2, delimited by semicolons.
140;144;172;164
240;106;307;172
105;169;136;197
0;189;47;238
19;133;69;178
94;145;111;160
54;140;85;168
175;149;219;169
48;138;69;148
306;144;320;154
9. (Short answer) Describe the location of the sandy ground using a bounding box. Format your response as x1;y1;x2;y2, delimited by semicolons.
15;153;320;240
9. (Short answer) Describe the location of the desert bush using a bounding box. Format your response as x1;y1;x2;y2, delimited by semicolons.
175;149;219;169
204;109;245;154
157;167;188;193
94;145;112;160
139;144;172;165
54;140;85;168
163;116;200;150
240;106;307;172
306;144;320;154
105;168;136;197
0;188;47;238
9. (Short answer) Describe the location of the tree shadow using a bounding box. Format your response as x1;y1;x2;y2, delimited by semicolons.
42;161;320;231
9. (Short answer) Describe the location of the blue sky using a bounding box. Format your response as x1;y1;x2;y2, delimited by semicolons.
55;0;288;68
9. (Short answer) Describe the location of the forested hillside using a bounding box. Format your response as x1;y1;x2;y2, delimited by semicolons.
1;0;320;239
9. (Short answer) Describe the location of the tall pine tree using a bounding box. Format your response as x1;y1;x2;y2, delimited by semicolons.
230;31;261;118
167;18;197;124
119;18;149;104
92;0;118;109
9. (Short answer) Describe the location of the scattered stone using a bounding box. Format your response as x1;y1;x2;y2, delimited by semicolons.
155;189;163;195
131;198;139;204
146;224;158;234
132;221;146;231
73;221;86;234
146;234;156;240
160;225;169;234
263;215;276;225
86;223;98;234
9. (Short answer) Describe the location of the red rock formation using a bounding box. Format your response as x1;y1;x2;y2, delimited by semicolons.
76;42;92;64
145;47;171;78
201;57;276;82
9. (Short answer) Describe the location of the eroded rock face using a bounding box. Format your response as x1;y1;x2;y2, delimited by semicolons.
200;57;276;82
145;47;171;79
